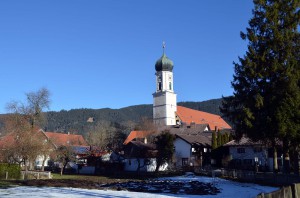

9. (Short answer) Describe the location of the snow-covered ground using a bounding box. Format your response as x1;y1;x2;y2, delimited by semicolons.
0;175;278;198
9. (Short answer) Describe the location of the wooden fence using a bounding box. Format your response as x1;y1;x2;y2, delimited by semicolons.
21;171;52;179
257;183;300;198
196;168;300;186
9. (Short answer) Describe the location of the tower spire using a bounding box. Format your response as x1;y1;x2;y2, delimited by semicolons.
162;41;166;54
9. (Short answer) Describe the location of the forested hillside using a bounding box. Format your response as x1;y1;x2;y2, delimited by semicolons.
43;98;223;134
0;98;225;140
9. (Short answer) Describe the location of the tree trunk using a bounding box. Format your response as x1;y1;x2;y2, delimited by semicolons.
283;151;290;174
60;167;63;176
24;158;28;180
293;149;299;175
60;162;67;176
273;147;278;173
155;159;161;172
41;155;47;171
136;158;141;174
282;140;290;174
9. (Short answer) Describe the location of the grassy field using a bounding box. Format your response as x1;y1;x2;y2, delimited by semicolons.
0;171;182;189
0;180;17;188
0;173;145;189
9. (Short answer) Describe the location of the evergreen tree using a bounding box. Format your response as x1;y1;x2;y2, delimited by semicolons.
224;132;229;144
221;134;226;146
221;0;300;173
212;131;217;149
155;130;175;172
217;130;222;147
229;133;234;141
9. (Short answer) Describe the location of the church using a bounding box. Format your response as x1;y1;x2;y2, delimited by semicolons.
153;44;231;131
123;45;231;171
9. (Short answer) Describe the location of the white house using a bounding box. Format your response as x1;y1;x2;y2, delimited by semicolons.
223;137;270;170
123;141;168;172
174;133;211;168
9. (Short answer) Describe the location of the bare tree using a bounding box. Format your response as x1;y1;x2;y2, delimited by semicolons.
86;120;116;150
135;117;157;132
4;88;51;172
26;87;50;128
55;145;76;176
3;116;46;171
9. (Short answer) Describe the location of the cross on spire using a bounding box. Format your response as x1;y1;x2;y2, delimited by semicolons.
162;41;166;54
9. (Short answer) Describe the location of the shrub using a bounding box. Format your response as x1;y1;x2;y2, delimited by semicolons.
0;163;21;179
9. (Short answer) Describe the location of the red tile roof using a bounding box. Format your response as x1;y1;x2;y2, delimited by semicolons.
0;129;49;148
44;132;88;147
0;133;15;149
176;106;231;130
123;130;155;145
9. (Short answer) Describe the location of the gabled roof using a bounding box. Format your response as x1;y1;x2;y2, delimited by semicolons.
176;106;231;130
123;130;155;145
158;124;210;135
0;129;50;149
175;134;211;147
124;141;157;158
0;132;16;149
223;136;263;147
44;132;88;148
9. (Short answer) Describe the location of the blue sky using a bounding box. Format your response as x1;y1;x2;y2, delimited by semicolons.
0;0;253;113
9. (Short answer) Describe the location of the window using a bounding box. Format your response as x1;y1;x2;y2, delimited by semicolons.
182;158;188;166
254;147;262;153
158;82;162;90
169;82;172;90
237;148;245;153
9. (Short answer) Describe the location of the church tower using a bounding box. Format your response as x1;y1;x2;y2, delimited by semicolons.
153;43;177;126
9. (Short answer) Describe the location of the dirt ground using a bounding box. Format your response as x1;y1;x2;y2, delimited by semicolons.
11;177;220;195
10;176;142;190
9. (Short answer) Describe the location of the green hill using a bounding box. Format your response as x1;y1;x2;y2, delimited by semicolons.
43;98;224;134
0;98;226;138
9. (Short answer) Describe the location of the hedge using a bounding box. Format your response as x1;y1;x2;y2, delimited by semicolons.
0;163;21;179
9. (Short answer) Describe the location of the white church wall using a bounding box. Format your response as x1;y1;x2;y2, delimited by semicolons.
161;71;173;92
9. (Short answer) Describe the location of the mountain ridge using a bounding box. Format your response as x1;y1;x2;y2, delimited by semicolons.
44;98;224;134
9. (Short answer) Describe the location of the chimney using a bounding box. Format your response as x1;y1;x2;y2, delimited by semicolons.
190;122;195;128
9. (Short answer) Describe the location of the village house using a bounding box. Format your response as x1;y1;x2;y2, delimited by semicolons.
223;137;270;171
122;46;232;172
0;129;89;171
174;133;211;169
122;131;167;172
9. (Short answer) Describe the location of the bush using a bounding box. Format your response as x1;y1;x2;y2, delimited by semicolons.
0;163;21;179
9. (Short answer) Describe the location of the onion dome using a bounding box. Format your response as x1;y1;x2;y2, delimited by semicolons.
155;52;174;72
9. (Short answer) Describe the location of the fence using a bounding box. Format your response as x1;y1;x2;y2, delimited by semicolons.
21;171;52;179
196;168;300;186
257;183;300;198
